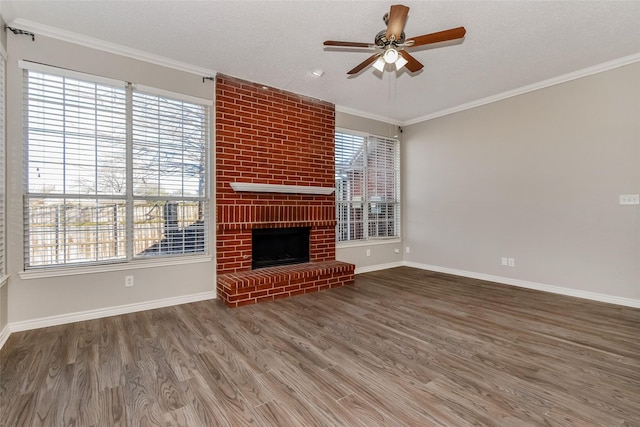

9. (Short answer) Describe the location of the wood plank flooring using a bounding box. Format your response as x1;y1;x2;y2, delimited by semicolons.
1;266;639;426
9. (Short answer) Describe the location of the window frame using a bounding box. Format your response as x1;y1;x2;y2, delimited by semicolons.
22;62;211;271
0;52;6;284
335;128;401;245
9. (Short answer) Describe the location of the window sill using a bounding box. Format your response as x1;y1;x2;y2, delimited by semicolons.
337;238;402;249
18;255;213;280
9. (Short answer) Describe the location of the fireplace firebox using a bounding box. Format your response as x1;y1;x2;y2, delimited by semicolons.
252;227;310;269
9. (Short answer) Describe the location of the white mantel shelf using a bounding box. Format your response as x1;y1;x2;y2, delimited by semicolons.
230;182;335;195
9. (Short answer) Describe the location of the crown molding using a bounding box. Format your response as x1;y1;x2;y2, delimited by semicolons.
338;53;640;127
404;52;640;126
8;18;217;77
335;104;403;127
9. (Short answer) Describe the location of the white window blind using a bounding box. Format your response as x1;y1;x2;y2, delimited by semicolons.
131;91;208;257
335;131;400;242
336;132;366;241
24;68;209;268
0;54;5;276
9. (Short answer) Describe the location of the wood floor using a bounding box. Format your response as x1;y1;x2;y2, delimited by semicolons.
1;267;639;426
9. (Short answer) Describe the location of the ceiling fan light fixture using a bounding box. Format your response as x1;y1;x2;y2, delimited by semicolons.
395;55;408;70
372;56;386;72
383;48;399;64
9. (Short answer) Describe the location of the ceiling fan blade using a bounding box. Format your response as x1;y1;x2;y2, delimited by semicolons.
385;4;410;41
324;40;375;48
406;26;466;47
347;54;381;75
399;50;423;72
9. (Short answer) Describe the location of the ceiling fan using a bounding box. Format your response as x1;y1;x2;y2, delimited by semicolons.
324;4;466;75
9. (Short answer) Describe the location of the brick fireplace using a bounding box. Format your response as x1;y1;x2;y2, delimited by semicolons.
215;75;355;307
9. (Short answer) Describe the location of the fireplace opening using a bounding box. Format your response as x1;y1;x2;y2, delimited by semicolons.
252;227;310;269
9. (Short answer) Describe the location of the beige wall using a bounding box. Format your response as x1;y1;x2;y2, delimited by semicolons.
0;284;7;338
5;34;217;325
335;111;404;272
336;111;399;139
403;62;640;301
0;11;6;49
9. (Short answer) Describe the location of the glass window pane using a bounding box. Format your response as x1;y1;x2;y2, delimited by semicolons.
335;131;400;242
26;198;127;267
132;92;207;198
26;71;127;197
134;200;206;257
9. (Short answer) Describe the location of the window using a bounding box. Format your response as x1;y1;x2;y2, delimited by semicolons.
335;130;400;242
24;64;210;268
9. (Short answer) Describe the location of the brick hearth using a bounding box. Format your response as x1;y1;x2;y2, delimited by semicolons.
215;75;355;307
217;261;355;308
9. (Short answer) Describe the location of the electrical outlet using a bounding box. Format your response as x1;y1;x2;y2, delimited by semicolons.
501;257;508;266
508;258;515;267
405;246;410;254
619;194;640;205
125;275;134;287
366;249;371;257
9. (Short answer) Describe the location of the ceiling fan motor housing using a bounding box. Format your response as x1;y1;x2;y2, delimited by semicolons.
375;30;405;47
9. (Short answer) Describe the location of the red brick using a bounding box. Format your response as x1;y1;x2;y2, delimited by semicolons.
216;74;352;305
251;290;269;298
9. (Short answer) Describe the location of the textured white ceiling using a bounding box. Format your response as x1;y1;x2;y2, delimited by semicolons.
3;1;640;124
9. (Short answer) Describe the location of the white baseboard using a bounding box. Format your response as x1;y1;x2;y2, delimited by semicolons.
8;291;216;334
404;261;640;309
0;324;10;350
355;261;404;275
